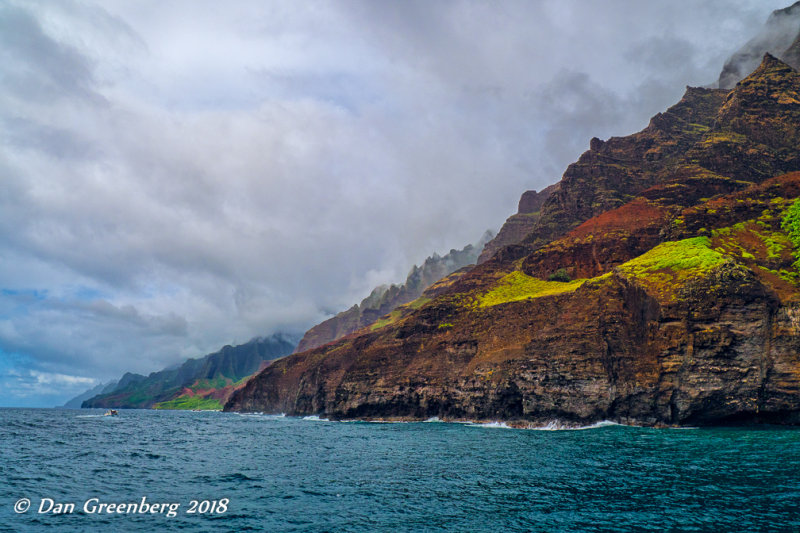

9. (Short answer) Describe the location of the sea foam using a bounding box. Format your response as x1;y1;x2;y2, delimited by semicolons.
529;420;623;431
301;415;330;422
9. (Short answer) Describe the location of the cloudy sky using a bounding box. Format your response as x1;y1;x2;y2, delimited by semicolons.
0;0;790;406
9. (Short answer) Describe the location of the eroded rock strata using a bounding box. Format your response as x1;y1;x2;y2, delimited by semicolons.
226;55;800;427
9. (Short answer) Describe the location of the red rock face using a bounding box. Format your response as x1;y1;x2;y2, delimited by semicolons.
227;55;800;427
520;87;731;252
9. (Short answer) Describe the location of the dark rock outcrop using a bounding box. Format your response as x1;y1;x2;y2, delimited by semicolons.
477;184;558;264
516;86;730;255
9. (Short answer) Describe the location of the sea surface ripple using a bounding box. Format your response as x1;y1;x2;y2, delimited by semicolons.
1;409;799;532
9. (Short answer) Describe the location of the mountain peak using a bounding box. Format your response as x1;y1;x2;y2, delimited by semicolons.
759;51;795;71
770;0;800;20
732;51;799;90
711;51;800;166
725;50;799;100
717;3;800;89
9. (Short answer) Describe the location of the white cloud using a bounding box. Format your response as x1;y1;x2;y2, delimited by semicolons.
30;370;96;386
0;366;97;406
0;0;791;404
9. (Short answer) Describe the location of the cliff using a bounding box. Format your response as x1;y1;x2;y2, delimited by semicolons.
477;185;558;264
83;334;296;409
226;55;800;427
295;234;492;353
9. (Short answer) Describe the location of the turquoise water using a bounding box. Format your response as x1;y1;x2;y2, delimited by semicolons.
1;409;799;532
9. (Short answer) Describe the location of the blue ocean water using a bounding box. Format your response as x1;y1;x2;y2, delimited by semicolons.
1;409;799;532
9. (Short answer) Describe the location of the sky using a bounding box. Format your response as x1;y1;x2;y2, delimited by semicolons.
0;0;791;406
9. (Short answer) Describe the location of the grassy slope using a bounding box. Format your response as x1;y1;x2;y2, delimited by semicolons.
477;272;586;307
474;191;800;309
153;374;253;410
153;396;223;410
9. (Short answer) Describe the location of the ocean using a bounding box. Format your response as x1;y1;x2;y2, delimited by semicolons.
1;408;799;532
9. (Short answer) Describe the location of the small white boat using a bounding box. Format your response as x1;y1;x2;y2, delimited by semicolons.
103;409;118;416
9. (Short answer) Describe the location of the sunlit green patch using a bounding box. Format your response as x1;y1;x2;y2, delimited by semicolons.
779;269;800;284
712;218;790;262
407;297;431;310
370;309;404;331
686;122;710;135
758;265;800;284
700;131;748;145
477;271;586;308
190;376;232;391
781;198;800;269
369;297;431;331
154;396;223;410
763;234;788;259
614;237;728;300
616;237;725;279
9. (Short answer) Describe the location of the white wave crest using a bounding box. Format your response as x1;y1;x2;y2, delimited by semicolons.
302;415;329;422
235;412;286;419
529;420;622;431
464;421;512;429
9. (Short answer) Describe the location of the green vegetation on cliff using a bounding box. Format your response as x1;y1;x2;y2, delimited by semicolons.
83;334;296;409
480;235;734;310
617;237;725;279
782;197;800;268
478;271;586;307
370;296;433;331
154;396;223;410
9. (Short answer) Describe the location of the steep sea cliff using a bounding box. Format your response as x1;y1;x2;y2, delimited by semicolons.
227;55;800;426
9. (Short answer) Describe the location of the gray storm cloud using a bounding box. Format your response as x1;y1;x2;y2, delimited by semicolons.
0;0;790;405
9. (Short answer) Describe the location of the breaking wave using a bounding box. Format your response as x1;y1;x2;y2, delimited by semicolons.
465;421;512;429
301;415;330;422
529;420;624;431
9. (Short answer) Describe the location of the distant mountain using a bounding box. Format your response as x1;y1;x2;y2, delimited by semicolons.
83;333;297;409
294;233;493;353
718;1;800;89
61;380;117;408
